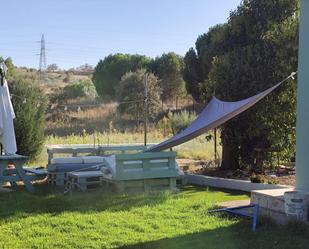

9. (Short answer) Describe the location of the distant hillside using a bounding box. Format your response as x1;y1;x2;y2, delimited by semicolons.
15;67;92;96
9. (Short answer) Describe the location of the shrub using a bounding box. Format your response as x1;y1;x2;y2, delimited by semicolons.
63;79;97;99
168;110;197;135
63;72;71;83
250;173;266;183
0;57;15;80
156;110;197;136
117;69;161;121
267;178;280;185
10;76;47;160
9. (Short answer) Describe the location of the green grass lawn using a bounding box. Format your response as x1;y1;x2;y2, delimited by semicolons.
1;186;309;249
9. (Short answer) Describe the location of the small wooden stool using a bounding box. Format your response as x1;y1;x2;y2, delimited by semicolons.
65;171;103;193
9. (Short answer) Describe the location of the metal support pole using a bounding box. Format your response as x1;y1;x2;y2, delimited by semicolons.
144;73;148;147
296;1;309;191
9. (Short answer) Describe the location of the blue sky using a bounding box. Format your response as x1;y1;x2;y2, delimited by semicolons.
1;0;241;69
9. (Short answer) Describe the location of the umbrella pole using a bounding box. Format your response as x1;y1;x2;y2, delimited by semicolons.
0;65;4;154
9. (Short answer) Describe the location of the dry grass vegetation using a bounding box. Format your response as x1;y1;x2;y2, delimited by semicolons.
22;70;220;166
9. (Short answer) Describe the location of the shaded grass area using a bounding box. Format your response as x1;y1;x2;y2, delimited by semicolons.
121;223;309;249
0;185;308;249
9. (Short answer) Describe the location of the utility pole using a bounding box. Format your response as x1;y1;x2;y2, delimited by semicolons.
144;73;148;147
38;34;46;83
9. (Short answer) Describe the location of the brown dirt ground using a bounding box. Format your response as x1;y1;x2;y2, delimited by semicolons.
177;159;296;187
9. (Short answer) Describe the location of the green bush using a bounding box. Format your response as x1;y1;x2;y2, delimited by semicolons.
63;72;71;83
63;79;97;99
0;57;14;80
267;178;280;185
168;110;197;135
117;69;161;121
250;174;266;183
10;77;47;160
156;110;197;136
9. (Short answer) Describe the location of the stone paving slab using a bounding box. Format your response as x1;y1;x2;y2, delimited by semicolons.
251;188;294;200
218;199;250;208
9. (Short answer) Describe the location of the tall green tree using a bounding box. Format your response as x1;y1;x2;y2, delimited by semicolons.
92;54;151;100
151;52;186;101
184;0;299;169
184;24;229;102
183;48;202;101
10;76;48;160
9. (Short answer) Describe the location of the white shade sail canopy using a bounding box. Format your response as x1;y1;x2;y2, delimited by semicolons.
147;81;284;152
0;69;17;155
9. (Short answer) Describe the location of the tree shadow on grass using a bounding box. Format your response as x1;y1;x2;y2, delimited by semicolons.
118;221;309;249
0;184;249;222
0;184;171;220
180;185;250;198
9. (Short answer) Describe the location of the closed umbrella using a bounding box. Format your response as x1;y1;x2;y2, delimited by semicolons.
0;62;17;155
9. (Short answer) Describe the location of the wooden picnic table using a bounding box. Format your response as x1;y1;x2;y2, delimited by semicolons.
0;154;34;192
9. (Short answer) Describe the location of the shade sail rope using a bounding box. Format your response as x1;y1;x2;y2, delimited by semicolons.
146;72;297;152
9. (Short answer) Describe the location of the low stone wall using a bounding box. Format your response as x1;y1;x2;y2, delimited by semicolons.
251;188;294;224
185;173;291;192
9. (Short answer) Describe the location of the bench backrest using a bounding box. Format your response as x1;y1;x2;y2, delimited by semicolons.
47;144;149;165
114;152;178;181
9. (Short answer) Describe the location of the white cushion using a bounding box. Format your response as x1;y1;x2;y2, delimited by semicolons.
51;157;83;164
103;155;116;176
81;156;105;164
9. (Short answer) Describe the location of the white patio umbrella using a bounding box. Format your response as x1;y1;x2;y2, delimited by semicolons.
0;62;17;155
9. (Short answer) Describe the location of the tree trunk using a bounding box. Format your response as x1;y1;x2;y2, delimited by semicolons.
220;128;240;170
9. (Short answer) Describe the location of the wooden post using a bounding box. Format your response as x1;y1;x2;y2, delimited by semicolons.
175;96;178;110
144;73;148;147
214;128;218;167
137;102;140;129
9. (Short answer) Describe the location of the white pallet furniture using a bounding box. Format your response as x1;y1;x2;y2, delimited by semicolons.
65;171;104;193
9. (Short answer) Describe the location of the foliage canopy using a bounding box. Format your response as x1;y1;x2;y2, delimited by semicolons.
92;54;151;100
117;69;161;121
150;52;187;101
184;0;299;169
